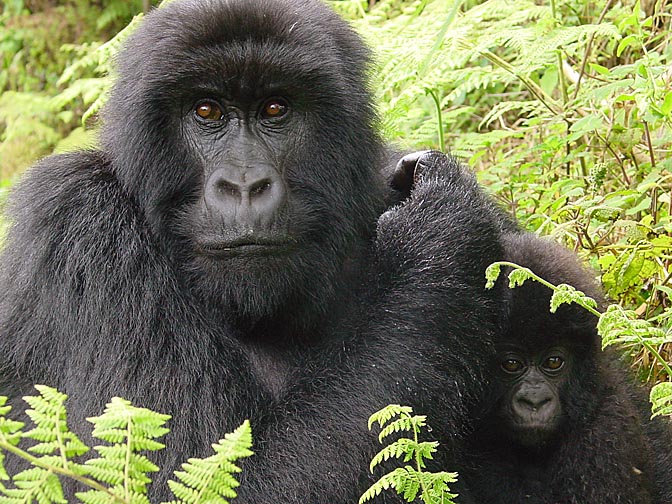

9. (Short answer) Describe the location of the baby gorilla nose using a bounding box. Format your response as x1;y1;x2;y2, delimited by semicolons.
204;165;286;228
514;390;552;413
512;382;559;426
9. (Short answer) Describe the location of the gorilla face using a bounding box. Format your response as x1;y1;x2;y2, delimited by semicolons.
494;345;570;447
101;0;387;320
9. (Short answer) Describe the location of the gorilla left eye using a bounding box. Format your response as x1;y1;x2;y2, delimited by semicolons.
260;98;289;119
501;359;524;374
543;356;564;371
194;100;224;121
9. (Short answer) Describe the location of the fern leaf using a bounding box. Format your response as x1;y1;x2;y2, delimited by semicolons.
650;383;672;419
76;397;169;503
3;468;65;504
360;466;418;503
164;420;253;504
367;405;413;430
21;386;90;466
0;398;24;481
378;415;426;442
549;284;598;313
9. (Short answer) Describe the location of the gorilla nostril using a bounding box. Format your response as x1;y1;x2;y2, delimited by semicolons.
250;179;272;196
517;395;551;412
217;180;239;197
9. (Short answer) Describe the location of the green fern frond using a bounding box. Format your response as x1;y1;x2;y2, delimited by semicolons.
76;489;149;504
74;397;169;504
87;397;170;445
2;467;66;504
22;387;89;464
0;387;90;504
367;405;413;430
0;398;24;481
650;383;672;419
164;419;253;504
369;439;440;473
360;466;458;504
549;284;598;313
507;267;534;288
598;305;669;348
479;100;544;129
378;415;427;442
363;405;458;504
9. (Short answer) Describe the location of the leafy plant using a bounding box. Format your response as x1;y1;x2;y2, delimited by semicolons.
360;405;458;504
0;386;253;504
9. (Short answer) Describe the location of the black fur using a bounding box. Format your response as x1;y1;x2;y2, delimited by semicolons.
460;233;672;504
0;2;501;502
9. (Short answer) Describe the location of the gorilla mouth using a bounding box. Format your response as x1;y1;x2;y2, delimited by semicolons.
196;238;295;257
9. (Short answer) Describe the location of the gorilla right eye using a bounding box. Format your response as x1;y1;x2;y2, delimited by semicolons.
260;98;289;119
501;359;524;373
195;100;224;121
543;356;565;371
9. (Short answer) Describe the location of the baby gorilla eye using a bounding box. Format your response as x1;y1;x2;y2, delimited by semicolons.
260;98;289;119
195;100;224;121
543;356;565;371
501;359;524;374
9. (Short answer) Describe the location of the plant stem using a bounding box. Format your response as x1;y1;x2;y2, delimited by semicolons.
427;89;445;152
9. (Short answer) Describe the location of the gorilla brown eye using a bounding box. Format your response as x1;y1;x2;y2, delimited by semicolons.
195;100;223;121
261;98;288;119
501;359;524;373
543;356;565;371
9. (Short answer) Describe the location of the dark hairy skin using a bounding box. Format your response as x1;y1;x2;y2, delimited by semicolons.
460;233;672;504
0;1;504;502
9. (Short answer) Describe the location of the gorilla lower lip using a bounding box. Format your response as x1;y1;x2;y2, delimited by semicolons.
199;242;292;257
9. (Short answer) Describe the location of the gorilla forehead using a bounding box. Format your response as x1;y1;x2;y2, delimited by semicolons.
119;0;370;89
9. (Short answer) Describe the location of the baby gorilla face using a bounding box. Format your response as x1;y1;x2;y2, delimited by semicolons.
495;346;570;448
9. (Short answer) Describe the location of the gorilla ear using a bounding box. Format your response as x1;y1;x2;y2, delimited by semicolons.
390;150;431;196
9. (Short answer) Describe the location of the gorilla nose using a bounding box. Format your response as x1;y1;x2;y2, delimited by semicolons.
204;166;286;227
516;394;551;412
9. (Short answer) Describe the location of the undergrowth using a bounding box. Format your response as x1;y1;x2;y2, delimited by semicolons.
0;386;253;504
336;0;672;383
0;0;670;429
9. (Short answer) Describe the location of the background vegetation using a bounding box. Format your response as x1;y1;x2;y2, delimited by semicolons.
0;0;670;383
0;0;670;501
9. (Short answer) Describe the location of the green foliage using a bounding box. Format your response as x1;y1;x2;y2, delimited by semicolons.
166;421;252;504
0;387;253;504
0;0;150;177
77;397;170;504
345;0;671;382
650;382;672;419
360;405;458;504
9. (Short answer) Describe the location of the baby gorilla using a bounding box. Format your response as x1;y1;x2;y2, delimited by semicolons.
460;233;672;504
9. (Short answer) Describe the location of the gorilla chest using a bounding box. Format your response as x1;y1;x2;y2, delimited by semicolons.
247;346;294;400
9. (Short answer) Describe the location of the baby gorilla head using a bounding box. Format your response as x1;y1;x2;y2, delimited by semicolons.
473;233;602;453
494;345;569;447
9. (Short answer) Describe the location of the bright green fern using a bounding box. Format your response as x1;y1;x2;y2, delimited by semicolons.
0;387;254;504
165;420;252;504
360;405;458;504
76;397;171;504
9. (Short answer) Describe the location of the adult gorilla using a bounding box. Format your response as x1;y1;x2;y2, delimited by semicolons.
0;1;502;502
